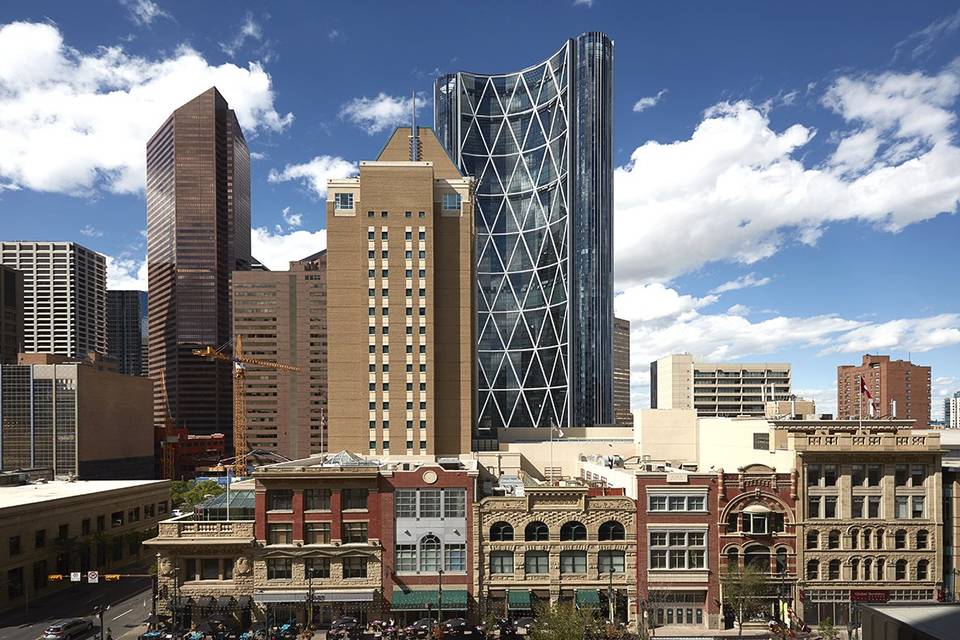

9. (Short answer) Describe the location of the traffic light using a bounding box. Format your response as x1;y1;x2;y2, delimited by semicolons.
104;574;121;582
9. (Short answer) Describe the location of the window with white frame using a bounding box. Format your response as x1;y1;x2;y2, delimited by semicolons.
648;494;707;512
490;551;514;574
649;530;706;570
334;193;354;210
442;193;462;211
598;550;626;575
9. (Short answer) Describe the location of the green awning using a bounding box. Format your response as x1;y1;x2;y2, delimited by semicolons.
507;590;532;610
575;590;601;607
391;589;468;611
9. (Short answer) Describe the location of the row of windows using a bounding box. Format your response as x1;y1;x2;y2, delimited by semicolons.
266;556;368;579
806;528;929;550
395;489;466;519
807;464;926;488
367;269;427;278
267;522;369;545
806;558;930;581
367;230;428;241
807;495;925;520
266;489;368;512
488;520;625;542
396;536;466;573
650;531;706;570
489;550;625;575
649;495;706;512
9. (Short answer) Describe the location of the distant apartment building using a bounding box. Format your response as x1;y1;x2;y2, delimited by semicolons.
837;355;931;427
649;354;791;417
107;290;145;376
0;264;23;364
147;87;252;443
232;251;327;458
0;353;154;478
326;126;475;456
944;392;960;429
613;317;632;426
0;241;106;358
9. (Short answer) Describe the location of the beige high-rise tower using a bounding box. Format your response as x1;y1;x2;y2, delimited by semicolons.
326;126;474;456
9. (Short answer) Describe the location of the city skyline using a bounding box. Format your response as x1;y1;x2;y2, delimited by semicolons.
1;2;960;418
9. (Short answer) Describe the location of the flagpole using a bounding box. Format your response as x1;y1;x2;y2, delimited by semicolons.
549;418;554;485
858;376;863;430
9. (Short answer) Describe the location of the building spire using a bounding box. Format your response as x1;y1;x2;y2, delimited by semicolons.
409;91;420;161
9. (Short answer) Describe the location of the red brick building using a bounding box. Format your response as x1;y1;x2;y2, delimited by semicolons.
253;452;478;624
837;354;931;428
636;472;720;629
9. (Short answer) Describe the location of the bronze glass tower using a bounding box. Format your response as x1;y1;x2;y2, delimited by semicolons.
146;87;252;441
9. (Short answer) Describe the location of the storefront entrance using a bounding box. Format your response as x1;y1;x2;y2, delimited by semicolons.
647;590;707;629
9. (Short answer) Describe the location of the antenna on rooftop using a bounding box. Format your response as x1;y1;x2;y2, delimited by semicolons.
409;91;421;161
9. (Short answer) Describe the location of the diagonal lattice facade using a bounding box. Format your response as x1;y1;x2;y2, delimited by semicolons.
436;33;613;436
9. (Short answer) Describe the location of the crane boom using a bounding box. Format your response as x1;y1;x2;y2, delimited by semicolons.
192;335;301;477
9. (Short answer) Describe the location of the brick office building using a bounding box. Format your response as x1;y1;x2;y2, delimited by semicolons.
837;355;931;428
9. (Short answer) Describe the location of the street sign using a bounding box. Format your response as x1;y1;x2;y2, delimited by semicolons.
48;574;65;581
71;572;82;582
105;574;121;582
88;570;99;584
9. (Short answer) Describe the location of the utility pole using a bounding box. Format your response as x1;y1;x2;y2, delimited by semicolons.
152;553;160;630
306;573;314;628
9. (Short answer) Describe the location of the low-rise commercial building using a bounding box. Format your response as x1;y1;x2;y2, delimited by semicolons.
0;477;170;612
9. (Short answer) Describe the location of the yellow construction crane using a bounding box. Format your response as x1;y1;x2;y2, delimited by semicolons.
156;370;178;480
192;334;301;477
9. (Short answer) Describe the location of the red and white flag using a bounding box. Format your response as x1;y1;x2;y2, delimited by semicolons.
860;376;875;417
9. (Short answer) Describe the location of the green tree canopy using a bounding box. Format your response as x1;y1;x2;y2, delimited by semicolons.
720;563;768;638
171;479;225;509
531;602;603;640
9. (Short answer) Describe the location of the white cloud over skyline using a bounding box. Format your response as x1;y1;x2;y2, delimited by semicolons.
267;155;356;198
338;92;426;135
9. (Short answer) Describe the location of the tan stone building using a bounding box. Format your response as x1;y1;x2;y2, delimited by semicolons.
233;251;328;457
474;481;637;624
0;477;170;612
326;126;475;456
790;422;943;627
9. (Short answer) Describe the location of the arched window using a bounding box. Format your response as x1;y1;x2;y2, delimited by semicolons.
745;545;770;573
918;560;929;580
828;559;841;580
726;548;739;569
598;521;626;541
895;560;907;581
851;558;860;581
863;559;872;581
806;560;819;580
775;548;788;573
490;522;514;542
849;528;859;549
806;530;819;550
895;530;907;549
560;521;587;541
524;521;549;541
419;535;441;572
862;529;871;549
828;530;840;549
876;558;885;580
875;529;884;549
917;530;929;549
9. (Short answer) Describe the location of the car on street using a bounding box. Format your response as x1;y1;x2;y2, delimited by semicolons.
41;619;94;640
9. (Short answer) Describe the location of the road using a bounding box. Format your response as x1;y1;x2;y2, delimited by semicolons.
0;577;154;640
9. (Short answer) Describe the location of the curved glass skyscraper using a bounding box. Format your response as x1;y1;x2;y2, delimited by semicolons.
435;32;613;434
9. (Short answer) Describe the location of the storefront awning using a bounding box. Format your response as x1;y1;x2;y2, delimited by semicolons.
254;590;376;604
575;590;601;607
507;590;532;610
390;589;469;611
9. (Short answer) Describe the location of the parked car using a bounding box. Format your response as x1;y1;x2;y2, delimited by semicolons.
41;620;94;640
406;618;436;639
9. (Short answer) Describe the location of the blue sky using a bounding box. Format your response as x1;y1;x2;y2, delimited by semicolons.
1;0;959;417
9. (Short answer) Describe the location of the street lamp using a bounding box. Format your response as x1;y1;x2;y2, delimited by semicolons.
607;567;615;625
437;568;444;626
306;573;314;628
153;553;161;631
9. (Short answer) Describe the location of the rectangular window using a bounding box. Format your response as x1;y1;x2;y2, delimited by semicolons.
668;496;686;511
334;193;354;210
111;511;124;528
200;558;219;580
867;464;882;486
560;551;587;574
306;558;331;579
895;496;909;519
342;522;368;544
395;490;417;518
58;524;70;540
35;530;45;549
82;519;90;535
852;496;865;519
443;489;466;518
267;523;293;545
442;193;462;211
9;536;20;556
267;559;292;580
490;551;514;574
419;490;441;518
824;496;838;518
852;464;865;487
344;557;368;578
648;494;705;512
895;464;908;487
342;489;369;511
868;496;881;518
808;496;821;518
305;489;331;511
649;496;667;511
911;465;925;487
598;551;625;574
267;490;293;511
823;465;838;487
649;530;706;570
807;464;821;487
305;523;331;545
445;544;466;572
753;433;770;450
525;551;549;574
396;545;417;573
912;496;925;519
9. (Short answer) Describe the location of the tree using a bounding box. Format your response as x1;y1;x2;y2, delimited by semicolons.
531;602;604;640
171;479;224;509
818;618;839;640
720;564;767;638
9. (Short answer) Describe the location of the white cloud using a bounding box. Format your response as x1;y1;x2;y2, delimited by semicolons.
252;227;327;271
726;304;750;316
792;386;837;417
281;206;302;228
573;0;594;6
106;254;147;290
821;314;960;354
615;282;717;323
709;272;772;294
120;0;171;27
268;155;356;198
0;21;292;197
632;89;667;113
80;224;103;238
220;13;263;58
894;9;960;61
339;92;426;135
615;63;960;284
250;151;266;160
328;29;343;42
